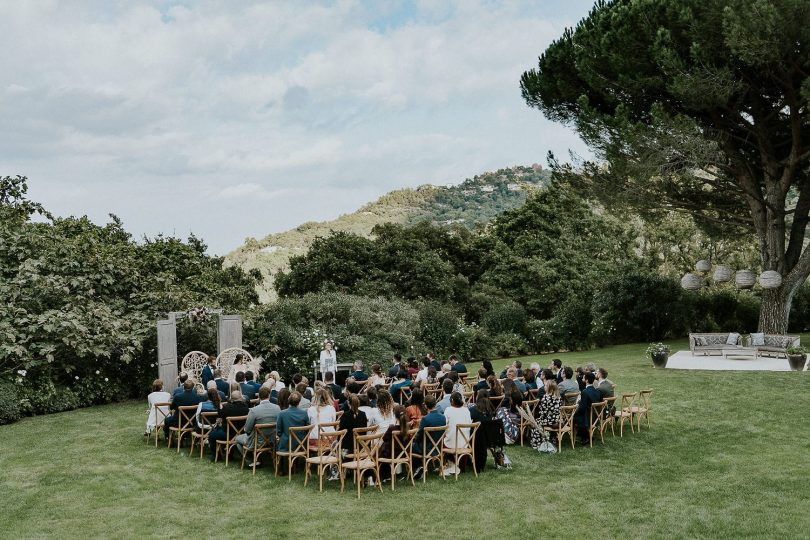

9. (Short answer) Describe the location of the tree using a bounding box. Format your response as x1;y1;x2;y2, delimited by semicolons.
521;0;810;333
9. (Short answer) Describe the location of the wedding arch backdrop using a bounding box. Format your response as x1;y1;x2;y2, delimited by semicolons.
156;309;243;390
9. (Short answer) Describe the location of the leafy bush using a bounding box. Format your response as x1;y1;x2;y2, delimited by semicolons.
18;377;79;416
684;289;761;334
526;319;563;354
416;301;461;355
450;321;493;362
0;380;20;424
491;332;528;357
482;300;528;335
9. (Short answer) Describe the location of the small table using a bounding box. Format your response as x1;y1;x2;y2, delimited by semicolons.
723;347;758;360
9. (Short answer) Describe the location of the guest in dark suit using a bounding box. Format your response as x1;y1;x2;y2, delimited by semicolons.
348;361;369;382
575;367;586;391
171;373;190;401
450;355;467;374
338;394;368;452
201;357;216;388
208;390;250;461
387;354;403;377
164;379;204;438
428;352;441;372
468;390;496;471
276;392;310;452
551;359;563;383
213;369;230;398
236;371;256;401
411;395;446;474
472;368;489;396
324;371;343;404
245;371;262;395
574;372;601;444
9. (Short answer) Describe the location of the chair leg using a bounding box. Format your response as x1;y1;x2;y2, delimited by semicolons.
304;462;310;487
422;456;427;483
274;455;280;477
319;464;324;493
225;442;230;466
471;454;478;478
408;461;415;487
375;466;383;494
391;463;396;491
252;451;258;476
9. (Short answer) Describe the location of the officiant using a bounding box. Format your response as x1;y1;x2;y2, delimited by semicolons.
319;340;337;382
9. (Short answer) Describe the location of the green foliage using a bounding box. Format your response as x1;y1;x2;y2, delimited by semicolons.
0;380;20;425
481;300;528;335
491;332;529;358
416;301;460;355
449;321;493;362
684;289;761;334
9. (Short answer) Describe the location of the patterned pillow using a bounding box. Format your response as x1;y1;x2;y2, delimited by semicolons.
705;335;727;346
726;332;740;345
781;337;796;349
693;336;706;346
750;333;765;346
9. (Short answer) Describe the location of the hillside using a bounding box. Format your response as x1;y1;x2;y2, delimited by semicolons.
225;164;551;302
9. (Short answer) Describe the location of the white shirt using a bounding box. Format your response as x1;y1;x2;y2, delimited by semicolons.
360;406;383;429
444;405;472;449
376;410;397;435
146;391;172;430
415;367;429;383
307;404;336;439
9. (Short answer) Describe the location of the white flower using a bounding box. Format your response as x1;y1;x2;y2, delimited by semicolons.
150;363;155;367
95;370;100;375
16;369;26;377
75;376;79;380
104;377;109;382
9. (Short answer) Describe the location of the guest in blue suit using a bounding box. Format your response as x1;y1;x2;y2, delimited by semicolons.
201;356;216;388
412;394;446;474
245;371;262;395
236;371;256;400
574;372;602;444
276;391;310;452
213;369;230;398
164;379;204;438
450;355;467;374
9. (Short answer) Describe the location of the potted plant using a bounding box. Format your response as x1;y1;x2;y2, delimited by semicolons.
785;346;808;371
646;342;670;368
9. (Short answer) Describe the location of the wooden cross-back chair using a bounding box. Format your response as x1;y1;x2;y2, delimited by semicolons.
378;429;417;491
215;415;248;465
463;391;474;405
413;425;446;483
343;426;377;461
545;404;576;452
340;432;384;498
422;382;439;394
526;388;539;400
241;422;277;475
458;373;469;385
488;394;504;410
588;401;608;447
441;422;480;481
397;386;413;406
563;391;580;406
519;399;540;445
274;424;312;481
147;401;171;447
305;427;346;492
168;405;198;452
614;392;637;436
602;396;617;437
190;411;218;458
631;389;653;430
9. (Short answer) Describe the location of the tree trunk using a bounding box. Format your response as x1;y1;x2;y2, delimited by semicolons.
758;288;790;334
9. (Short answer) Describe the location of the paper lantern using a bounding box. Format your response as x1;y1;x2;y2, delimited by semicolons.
695;260;711;273
759;270;782;289
713;265;733;282
681;273;703;290
735;270;756;289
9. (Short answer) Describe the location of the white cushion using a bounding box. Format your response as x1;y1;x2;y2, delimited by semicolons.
750;333;765;346
726;332;740;345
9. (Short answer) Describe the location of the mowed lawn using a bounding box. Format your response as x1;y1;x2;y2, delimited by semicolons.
2;338;810;539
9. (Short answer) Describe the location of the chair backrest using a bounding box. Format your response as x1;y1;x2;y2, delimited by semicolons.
523;399;540;416
420;425;446;457
463;391;474;404
451;422;480;450
563;391;580;406
559;404;576;429
216;347;256;381
177;406;198;430
153;402;171;428
199;411;219;432
335;410;344;421
389;429;416;461
315;428;346;461
639;389;653;409
353;432;384;461
620;392;637;411
423;382;439;393
398;386;413;405
288;424;313;454
249;398;259;407
225;415;249;440
488;394;504;409
180;351;209;385
253;422;277;450
589;401;607;425
527;388;539;400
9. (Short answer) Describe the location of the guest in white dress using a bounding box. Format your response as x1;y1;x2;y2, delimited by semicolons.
145;379;172;435
227;353;249;384
444;392;472;449
319;341;337;382
307;388;337;444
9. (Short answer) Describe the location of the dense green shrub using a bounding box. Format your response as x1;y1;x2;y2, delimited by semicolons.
449;322;494;362
789;284;810;333
482;300;528;335
491;332;529;357
0;380;20;424
684;289;761;334
416;301;461;355
18;377;80;416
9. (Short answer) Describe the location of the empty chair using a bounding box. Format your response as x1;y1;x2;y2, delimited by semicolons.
340;431;384;498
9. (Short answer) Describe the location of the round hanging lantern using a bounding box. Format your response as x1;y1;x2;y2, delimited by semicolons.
695;259;711;273
713;265;733;283
759;270;783;289
735;270;756;289
681;273;703;290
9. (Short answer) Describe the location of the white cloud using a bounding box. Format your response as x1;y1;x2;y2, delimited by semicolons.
0;0;594;254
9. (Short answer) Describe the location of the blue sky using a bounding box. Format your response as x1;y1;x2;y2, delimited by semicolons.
0;0;594;254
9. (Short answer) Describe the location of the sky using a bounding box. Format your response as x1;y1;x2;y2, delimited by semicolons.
0;0;594;254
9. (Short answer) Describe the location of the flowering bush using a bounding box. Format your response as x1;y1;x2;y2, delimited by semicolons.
645;342;670;359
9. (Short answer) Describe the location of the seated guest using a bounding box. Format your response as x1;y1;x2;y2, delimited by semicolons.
435;378;455;414
574;372;601;444
163;379;204;439
524;369;538;391
530;380;562;450
469;390;496;471
270;371;286;392
549;359;563;383
365;386;378;408
596;368;615;399
387;354;403;377
405;389;428;429
450;355;467;374
389;370;412;403
275;391;309;453
482;359;495;378
506;367;527;395
438;363;452;380
235;386;280;465
359;393;383;428
499;360;524;379
447;371;464;394
426;367;439;385
145;379;171;436
206;380;226;401
348;361;369;382
558;366;579;397
495;381;522;444
324;371;343;404
237;371;256;401
171;372;190;400
411;394;446;477
472;368;489;396
201;355;216;388
277;388;291;411
295;382;311;409
529;362;541;378
367;363;386;388
195;387;222;430
373;390;397;435
576;366;586;391
208;390;250;461
428;352;441;372
338;394;368;454
443;392;473;476
415;357;431;385
245;371;262;394
407;358;419;378
213;369;229;398
340;382;363;411
487;375;503;397
306;388;336;446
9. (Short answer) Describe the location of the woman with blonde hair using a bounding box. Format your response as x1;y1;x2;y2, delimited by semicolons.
307;387;337;445
374;389;396;435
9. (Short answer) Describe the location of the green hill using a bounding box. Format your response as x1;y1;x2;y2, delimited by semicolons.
224;164;551;302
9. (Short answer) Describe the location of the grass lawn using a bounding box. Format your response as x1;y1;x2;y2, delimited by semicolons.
2;337;809;539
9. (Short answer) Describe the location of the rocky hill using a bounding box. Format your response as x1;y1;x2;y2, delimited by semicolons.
225;164;551;302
